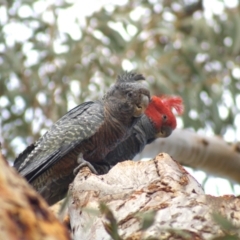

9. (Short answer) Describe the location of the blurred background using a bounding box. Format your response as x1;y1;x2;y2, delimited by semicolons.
1;0;240;195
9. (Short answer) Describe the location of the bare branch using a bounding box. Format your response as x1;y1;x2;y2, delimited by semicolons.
136;129;240;183
0;152;70;240
69;153;240;239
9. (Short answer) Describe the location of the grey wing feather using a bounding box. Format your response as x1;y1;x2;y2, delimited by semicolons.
14;101;104;178
14;143;36;170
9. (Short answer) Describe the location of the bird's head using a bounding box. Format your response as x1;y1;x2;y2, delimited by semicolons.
145;95;184;138
104;72;150;118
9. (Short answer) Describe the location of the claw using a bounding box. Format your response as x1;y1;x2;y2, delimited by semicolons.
74;154;98;175
74;154;112;176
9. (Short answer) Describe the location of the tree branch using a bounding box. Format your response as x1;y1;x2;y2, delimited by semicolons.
0;151;70;240
69;153;240;239
136;129;240;183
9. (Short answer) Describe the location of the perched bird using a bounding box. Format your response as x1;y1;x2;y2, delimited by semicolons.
14;72;150;205
104;95;183;166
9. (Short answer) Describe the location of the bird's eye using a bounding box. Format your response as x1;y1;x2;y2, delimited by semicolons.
163;115;167;121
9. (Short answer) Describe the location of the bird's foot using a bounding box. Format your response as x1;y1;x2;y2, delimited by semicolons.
73;153;98;175
74;153;111;175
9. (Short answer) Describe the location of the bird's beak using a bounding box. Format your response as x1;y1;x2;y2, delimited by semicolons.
156;126;173;138
133;94;150;117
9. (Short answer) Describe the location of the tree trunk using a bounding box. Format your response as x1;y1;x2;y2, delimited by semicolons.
69;153;240;240
136;129;240;183
0;151;70;240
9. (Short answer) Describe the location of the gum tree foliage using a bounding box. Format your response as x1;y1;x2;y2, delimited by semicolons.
1;0;240;161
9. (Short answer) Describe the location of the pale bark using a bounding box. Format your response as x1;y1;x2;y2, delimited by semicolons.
136;129;240;183
0;151;70;240
69;153;240;240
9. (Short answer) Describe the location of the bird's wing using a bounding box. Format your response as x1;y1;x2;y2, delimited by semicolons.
14;143;35;170
14;101;104;178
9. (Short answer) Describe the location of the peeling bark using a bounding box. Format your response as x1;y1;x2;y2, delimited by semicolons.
0;152;70;240
69;153;240;240
136;129;240;183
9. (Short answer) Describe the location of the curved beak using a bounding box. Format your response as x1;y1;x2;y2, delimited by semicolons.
133;94;150;117
156;126;173;138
